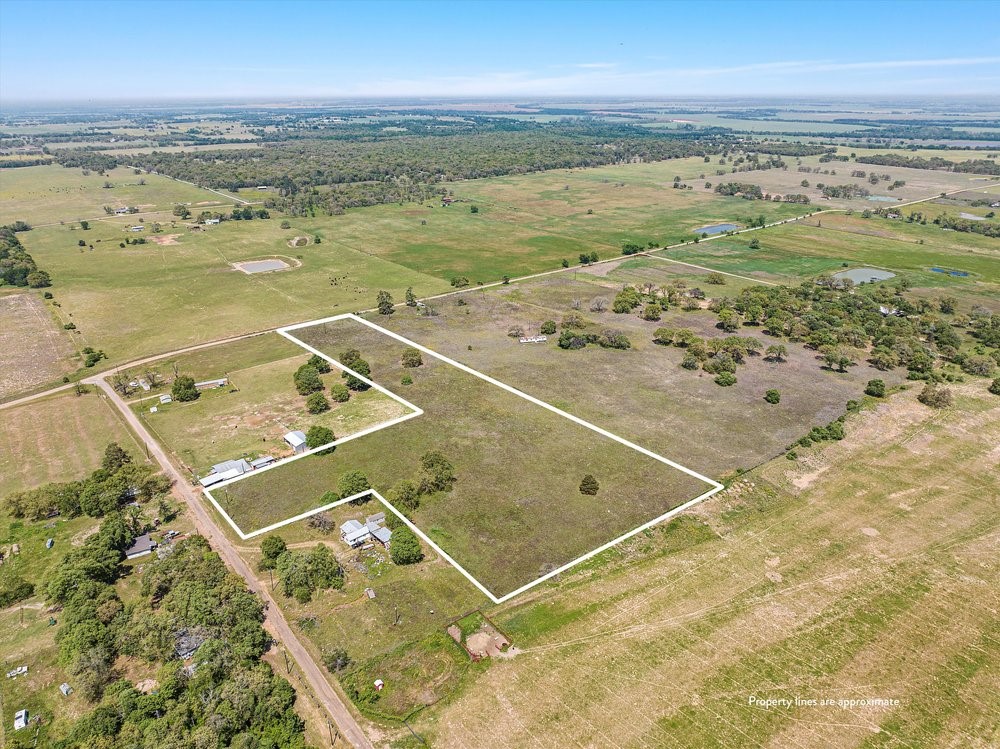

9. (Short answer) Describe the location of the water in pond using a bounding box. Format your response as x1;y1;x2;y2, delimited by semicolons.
693;223;739;235
833;267;896;284
930;267;970;277
867;195;899;202
235;259;290;274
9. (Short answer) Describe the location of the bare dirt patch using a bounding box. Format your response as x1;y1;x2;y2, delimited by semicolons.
0;293;75;399
288;235;310;248
149;233;181;245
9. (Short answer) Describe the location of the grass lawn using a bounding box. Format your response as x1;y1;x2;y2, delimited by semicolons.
214;316;712;598
134;350;409;476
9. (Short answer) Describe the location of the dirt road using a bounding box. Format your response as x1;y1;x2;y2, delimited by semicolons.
87;376;374;749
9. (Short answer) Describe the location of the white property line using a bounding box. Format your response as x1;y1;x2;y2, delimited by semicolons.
203;313;724;605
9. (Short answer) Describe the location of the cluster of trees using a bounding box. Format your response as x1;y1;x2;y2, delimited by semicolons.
933;212;1000;238
822;184;871;199
229;205;270;221
259;536;343;603
387;450;456;516
855;153;1000;176
654;326;768;386
1;223;50;288
714;182;765;200
557;314;632;351
5;443;170;521
54;532;308;747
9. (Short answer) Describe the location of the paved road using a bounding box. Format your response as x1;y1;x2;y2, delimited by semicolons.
87;377;374;749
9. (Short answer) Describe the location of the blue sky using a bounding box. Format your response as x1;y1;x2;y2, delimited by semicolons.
1;0;999;101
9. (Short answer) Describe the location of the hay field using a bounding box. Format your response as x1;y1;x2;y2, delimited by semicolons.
412;379;1000;748
0;292;76;399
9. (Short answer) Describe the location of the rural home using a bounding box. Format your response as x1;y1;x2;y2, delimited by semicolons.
199;458;252;487
125;533;157;560
204;218;220;225
194;377;227;390
128;225;144;232
340;512;392;548
284;430;308;454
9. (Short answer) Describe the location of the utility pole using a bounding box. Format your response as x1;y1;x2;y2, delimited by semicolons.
327;720;338;746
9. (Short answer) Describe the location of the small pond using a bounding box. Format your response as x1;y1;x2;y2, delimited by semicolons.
930;267;970;277
234;258;291;274
833;267;896;284
693;223;739;235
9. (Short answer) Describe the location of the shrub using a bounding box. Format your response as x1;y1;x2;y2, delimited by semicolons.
322;649;352;673
641;304;661;321
961;355;996;377
540;320;557;335
864;379;886;398
599;329;631;350
917;382;953;409
681;353;699;369
558;330;586;350
390;526;423;565
764;389;780;404
401;348;423;368
579;474;599;495
401;374;413;385
653;327;675;345
714;371;737;387
330;383;350;402
989;378;1000;395
259;536;287;571
306;392;330;414
706;272;726;285
171;375;199;402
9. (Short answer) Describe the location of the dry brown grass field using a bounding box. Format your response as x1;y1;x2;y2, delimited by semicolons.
410;379;1000;748
0;292;76;398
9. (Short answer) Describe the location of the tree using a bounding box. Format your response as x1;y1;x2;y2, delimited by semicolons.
376;290;394;315
988;378;1000;396
865;379;886;398
390;526;423;565
259;536;287;571
764;344;787;362
172;204;191;219
102;442;132;472
305;425;335;449
390;480;420;512
748;237;761;249
401;348;423;367
418;451;456;493
80;220;90;230
339;470;370;498
641;304;661;321
293;364;324;395
171;375;199;401
307;354;331;373
579;474;599;495
718;309;741;333
330;383;350;402
470;205;479;214
27;270;51;288
917;382;953;409
764;389;781;404
306;392;330;413
405;287;417;307
961;355;996;377
714;371;737;386
706;272;726;285
540;320;557;335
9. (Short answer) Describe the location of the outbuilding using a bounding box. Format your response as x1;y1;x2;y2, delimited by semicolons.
284;430;308;454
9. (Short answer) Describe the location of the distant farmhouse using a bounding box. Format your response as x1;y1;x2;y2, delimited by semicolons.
340;512;392;548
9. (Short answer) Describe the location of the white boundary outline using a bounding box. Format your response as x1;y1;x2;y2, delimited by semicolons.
202;313;724;604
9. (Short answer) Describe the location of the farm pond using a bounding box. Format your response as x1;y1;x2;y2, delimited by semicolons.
833;267;896;284
693;223;740;235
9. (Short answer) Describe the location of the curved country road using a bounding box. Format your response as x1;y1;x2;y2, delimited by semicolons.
87;376;374;749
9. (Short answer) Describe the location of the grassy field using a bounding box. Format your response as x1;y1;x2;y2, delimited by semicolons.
0;292;76;400
654;211;1000;302
134;350;409;476
214;316;712;597
16;217;449;370
0;164;236;226
0;389;142;498
373;279;899;480
410;379;1000;747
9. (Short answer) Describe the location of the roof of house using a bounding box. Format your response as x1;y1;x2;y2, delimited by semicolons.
174;628;207;659
126;533;156;558
284;430;307;447
371;527;392;544
249;456;276;469
211;459;251;476
341;519;365;534
366;512;386;525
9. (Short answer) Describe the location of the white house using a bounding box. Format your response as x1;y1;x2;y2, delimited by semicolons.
129;225;144;232
283;430;308;454
340;513;392;548
125;533;156;560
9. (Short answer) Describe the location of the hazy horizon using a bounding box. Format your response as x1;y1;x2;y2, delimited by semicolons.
2;0;999;104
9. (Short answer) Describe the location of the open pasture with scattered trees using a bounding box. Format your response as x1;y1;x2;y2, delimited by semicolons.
213;316;712;597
